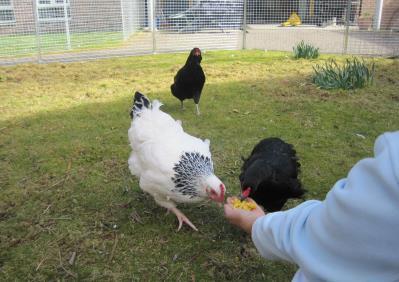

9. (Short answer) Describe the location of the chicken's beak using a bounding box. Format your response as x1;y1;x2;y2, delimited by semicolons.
207;184;225;203
239;187;252;201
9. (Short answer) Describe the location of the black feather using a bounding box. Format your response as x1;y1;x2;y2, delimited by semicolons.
170;48;205;108
239;137;306;212
171;152;213;198
131;91;151;119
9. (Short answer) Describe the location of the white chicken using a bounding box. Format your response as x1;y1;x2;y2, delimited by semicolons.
128;92;226;231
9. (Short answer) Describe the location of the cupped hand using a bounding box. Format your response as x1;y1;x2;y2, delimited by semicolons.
224;197;266;234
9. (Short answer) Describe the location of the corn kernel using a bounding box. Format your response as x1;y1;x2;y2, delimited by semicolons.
232;198;257;211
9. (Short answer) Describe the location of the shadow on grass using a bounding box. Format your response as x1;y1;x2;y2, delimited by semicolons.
0;79;306;281
1;69;398;280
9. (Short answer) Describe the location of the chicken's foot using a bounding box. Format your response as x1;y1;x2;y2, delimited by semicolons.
169;207;198;231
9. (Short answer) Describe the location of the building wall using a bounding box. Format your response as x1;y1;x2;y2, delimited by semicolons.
381;0;399;30
360;0;375;15
359;0;399;30
0;0;122;35
2;0;398;36
0;0;35;35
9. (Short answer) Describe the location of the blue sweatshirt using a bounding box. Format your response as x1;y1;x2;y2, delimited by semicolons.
251;131;399;282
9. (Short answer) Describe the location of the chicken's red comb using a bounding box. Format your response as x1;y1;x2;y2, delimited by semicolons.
242;187;251;198
193;48;201;56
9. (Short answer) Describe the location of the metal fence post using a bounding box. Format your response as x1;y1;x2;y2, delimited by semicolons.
32;0;42;63
120;0;128;40
151;0;156;54
343;0;352;54
373;0;384;31
242;0;247;50
63;0;71;50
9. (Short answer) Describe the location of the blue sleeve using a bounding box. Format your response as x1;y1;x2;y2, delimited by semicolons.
251;131;399;281
251;200;321;262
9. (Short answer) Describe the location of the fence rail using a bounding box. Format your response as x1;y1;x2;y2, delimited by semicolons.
1;0;398;65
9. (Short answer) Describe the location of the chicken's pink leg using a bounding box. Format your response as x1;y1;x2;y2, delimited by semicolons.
169;207;198;231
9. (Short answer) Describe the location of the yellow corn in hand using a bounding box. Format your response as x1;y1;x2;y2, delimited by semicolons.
232;198;257;211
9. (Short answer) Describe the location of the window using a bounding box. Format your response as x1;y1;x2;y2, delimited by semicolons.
37;0;70;22
0;0;15;24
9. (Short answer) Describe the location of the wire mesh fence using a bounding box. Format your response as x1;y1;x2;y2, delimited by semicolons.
246;0;399;56
0;0;398;64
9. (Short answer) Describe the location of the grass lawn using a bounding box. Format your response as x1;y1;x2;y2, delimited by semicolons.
0;50;398;280
0;32;124;58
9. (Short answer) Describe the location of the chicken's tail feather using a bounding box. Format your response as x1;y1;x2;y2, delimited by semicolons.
131;91;151;118
151;99;163;110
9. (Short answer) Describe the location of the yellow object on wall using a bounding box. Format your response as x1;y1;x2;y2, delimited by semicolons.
282;12;302;27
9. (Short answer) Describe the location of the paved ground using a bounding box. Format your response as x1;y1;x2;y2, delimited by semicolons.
246;24;399;56
1;25;398;65
0;30;242;65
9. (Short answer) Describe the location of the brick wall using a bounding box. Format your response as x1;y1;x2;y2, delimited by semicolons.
358;0;399;30
360;0;375;15
381;0;399;30
0;0;123;35
0;0;35;35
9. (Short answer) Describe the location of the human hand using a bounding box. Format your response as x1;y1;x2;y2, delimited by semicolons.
224;197;266;234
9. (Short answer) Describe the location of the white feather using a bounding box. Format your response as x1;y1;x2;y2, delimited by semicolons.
128;100;212;204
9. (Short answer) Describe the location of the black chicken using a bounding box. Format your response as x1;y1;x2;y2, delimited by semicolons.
239;138;306;212
171;47;205;115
